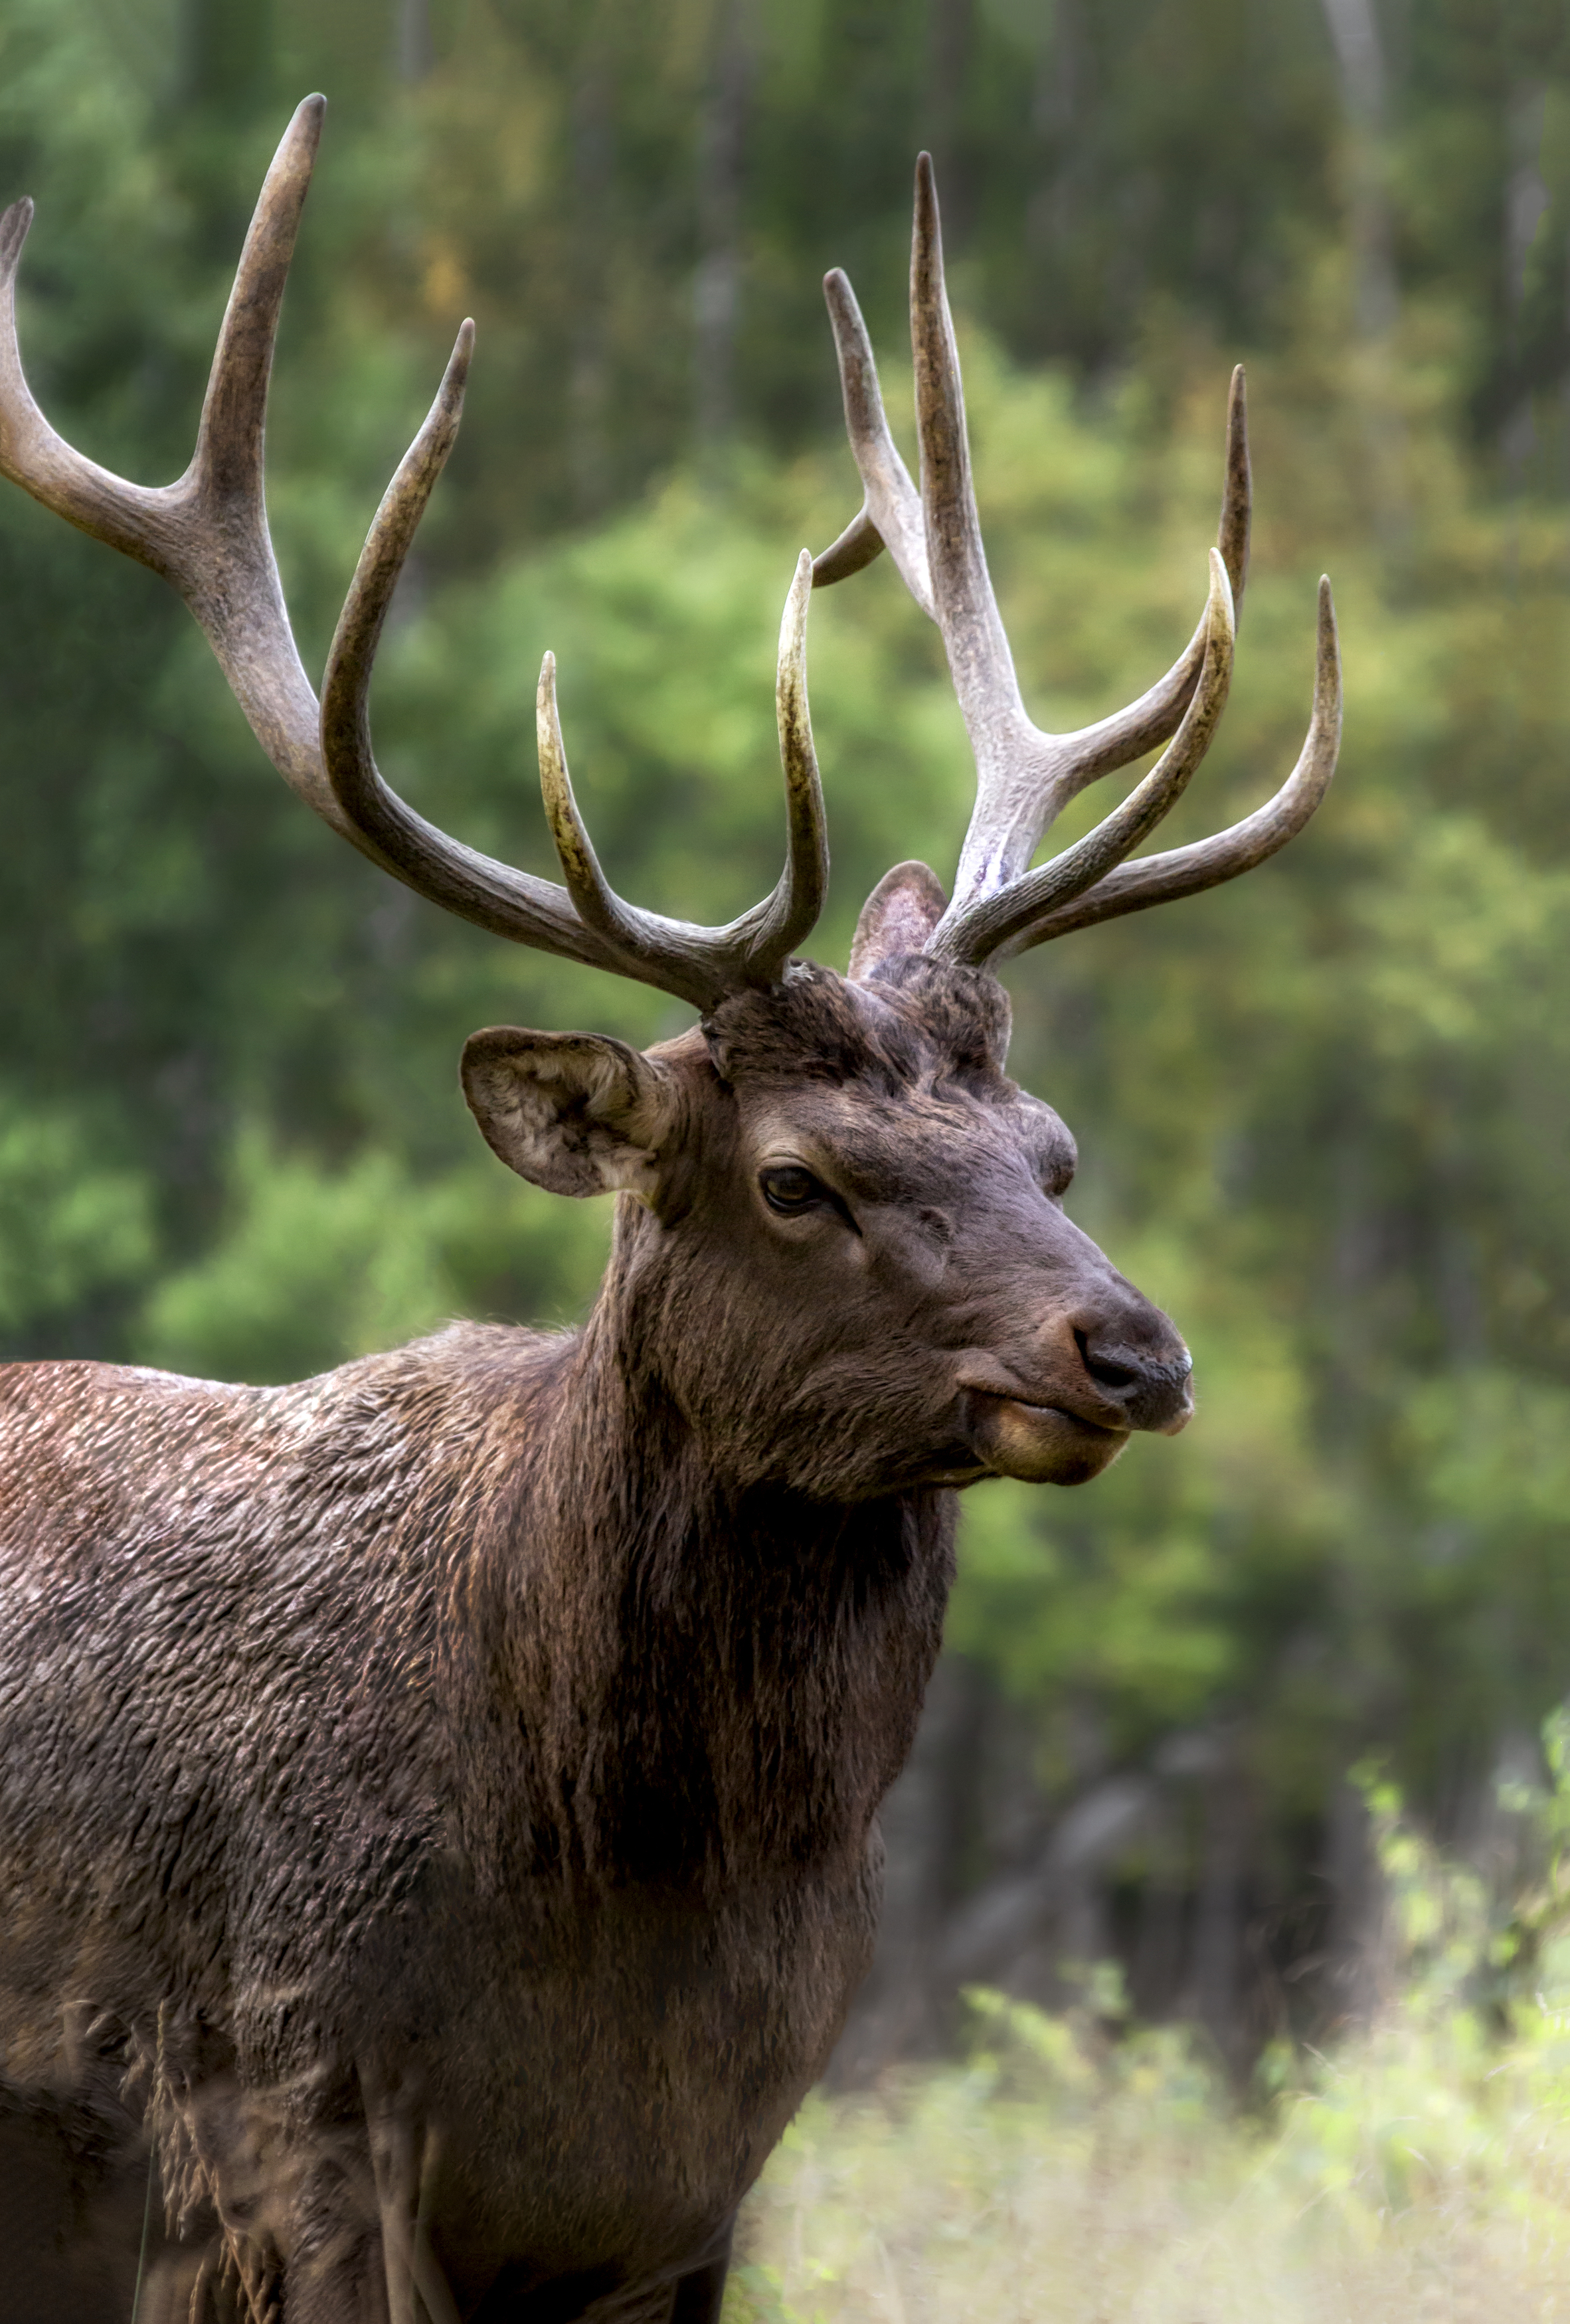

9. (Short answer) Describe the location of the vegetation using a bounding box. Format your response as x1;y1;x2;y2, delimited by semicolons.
1;0;1569;2038
729;1736;1570;2319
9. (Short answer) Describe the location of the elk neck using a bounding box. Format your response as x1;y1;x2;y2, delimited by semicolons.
455;1198;956;1898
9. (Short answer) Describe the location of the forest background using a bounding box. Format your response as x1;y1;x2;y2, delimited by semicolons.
1;0;1567;2070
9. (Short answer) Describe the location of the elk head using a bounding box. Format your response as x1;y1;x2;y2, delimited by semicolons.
0;102;1341;1502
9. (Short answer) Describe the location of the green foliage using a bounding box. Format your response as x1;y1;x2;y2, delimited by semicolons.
0;1100;153;1338
141;1129;462;1382
139;1125;611;1382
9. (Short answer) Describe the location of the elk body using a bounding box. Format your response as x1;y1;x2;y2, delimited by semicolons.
0;100;1340;2324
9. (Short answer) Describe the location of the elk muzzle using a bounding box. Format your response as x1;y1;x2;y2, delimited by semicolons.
956;1303;1193;1485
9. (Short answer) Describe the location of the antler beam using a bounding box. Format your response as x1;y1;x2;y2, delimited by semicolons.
0;97;826;1014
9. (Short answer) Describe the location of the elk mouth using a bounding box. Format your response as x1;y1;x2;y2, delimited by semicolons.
958;1386;1130;1487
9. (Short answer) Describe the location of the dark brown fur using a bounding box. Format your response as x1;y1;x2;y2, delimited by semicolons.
0;961;1191;2320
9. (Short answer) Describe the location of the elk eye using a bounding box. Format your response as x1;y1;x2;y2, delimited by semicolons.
760;1165;824;1214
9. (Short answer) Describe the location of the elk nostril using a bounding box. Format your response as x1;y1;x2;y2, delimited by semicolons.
1073;1329;1140;1393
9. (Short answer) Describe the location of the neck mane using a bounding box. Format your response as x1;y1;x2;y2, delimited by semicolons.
454;1217;957;1893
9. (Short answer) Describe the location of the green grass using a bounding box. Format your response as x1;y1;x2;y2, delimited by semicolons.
728;1756;1570;2323
731;2020;1570;2321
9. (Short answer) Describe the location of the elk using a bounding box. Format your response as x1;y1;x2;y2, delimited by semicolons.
0;96;1339;2324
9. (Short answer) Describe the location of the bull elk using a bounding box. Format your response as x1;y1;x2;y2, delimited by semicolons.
0;97;1339;2324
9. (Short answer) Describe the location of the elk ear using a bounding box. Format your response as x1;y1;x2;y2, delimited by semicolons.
849;861;948;980
461;1029;681;1200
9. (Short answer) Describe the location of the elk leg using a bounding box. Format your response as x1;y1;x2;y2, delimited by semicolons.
667;2218;735;2324
365;2100;460;2324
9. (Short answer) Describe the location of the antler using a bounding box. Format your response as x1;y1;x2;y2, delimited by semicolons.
815;154;1340;970
0;97;826;1015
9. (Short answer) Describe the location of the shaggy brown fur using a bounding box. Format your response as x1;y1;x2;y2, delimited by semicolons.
0;959;1191;2321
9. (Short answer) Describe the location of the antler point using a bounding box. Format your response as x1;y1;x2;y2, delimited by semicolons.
287;94;327;159
1207;542;1235;618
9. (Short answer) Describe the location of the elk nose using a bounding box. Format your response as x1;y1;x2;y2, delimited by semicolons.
1074;1327;1193;1435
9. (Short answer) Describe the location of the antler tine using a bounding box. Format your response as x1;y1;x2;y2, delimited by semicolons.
994;578;1342;955
810;270;935;618
527;550;828;1011
319;328;631;981
932;547;1236;967
0;97;337;827
1037;365;1251;797
909;149;1045;886
766;549;833;965
1218;363;1251;620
